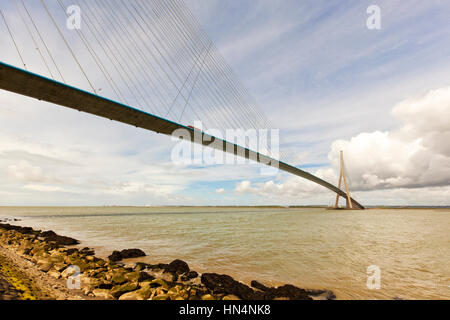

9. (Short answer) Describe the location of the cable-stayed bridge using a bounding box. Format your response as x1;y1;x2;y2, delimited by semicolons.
0;0;364;209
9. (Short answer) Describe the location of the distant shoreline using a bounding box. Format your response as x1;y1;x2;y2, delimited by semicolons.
0;205;448;209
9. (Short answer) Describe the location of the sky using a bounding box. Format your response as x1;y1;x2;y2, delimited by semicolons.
0;0;449;206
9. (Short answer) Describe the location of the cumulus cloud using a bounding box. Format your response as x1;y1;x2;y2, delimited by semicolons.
215;188;225;194
235;181;254;194
8;161;45;182
330;86;450;190
235;86;450;203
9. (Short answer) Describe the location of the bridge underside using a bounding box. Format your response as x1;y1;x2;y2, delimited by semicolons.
0;62;364;209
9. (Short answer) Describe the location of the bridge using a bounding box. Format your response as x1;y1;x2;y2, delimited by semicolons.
0;0;364;209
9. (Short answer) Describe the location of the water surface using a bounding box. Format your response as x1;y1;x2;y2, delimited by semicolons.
1;206;448;299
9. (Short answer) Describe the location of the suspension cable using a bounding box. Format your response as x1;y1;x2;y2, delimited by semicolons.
40;0;96;93
14;0;54;78
1;9;27;70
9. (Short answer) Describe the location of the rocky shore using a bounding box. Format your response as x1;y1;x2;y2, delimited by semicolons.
0;222;336;300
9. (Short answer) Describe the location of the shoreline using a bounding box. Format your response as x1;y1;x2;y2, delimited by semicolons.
0;221;335;300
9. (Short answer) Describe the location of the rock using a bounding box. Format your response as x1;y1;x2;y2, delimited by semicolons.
155;263;169;270
97;283;113;290
123;270;153;282
107;251;122;262
160;272;177;283
118;291;143;300
0;223;34;234
307;289;336;300
154;287;167;296
47;270;61;279
80;247;95;256
121;249;146;259
64;248;79;255
108;249;146;261
251;280;270;291
124;271;140;282
138;272;154;282
40;230;79;246
38;262;54;272
222;294;241;300
92;289;114;300
149;279;169;290
201;273;261;300
263;284;312;300
111;272;127;285
181;270;198;281
201;294;215;300
111;282;139;299
165;259;190;274
151;294;169;300
52;263;67;272
119;286;154;300
134;262;151;272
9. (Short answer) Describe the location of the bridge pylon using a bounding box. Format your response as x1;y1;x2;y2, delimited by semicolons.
334;151;357;209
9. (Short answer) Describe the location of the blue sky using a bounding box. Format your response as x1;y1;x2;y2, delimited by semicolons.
0;0;449;206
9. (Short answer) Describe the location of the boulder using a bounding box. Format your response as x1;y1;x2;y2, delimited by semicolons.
222;294;241;300
97;283;113;290
151;294;169;300
119;286;155;300
47;270;61;279
40;230;79;245
111;282;139;299
124;271;140;282
165;259;190;274
118;291;143;300
251;280;270;292
120;249;146;259
80;247;95;256
138;272;154;282
107;251;122;262
107;249;146;261
64;248;79;255
92;289;114;300
201;273;261;300
149;279;169;290
180;270;198;281
38;262;54;272
111;272;127;285
263;284;312;300
134;262;151;272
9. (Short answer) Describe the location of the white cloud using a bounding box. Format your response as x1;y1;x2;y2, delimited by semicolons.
234;86;450;205
330;86;450;190
101;182;181;197
23;184;65;193
235;180;255;194
8;160;45;182
215;188;225;194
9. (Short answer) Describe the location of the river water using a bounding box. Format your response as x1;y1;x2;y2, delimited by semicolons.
0;206;448;299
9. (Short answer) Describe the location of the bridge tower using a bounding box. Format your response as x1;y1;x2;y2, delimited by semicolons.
334;151;354;209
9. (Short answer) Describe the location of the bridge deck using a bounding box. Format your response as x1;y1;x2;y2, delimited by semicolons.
0;61;364;209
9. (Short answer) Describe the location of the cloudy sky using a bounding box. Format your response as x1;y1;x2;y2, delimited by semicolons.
0;0;449;206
